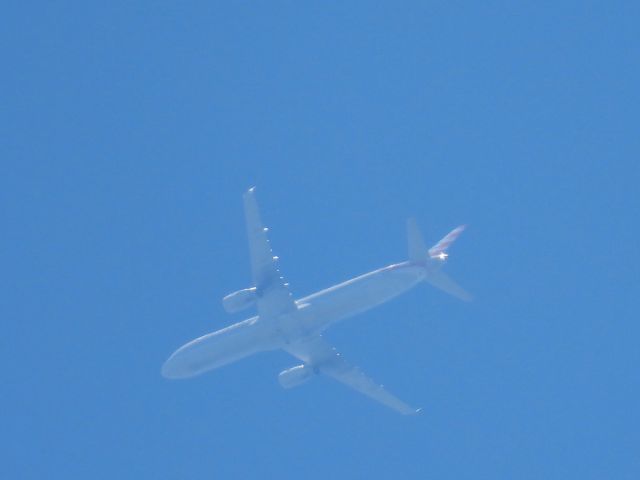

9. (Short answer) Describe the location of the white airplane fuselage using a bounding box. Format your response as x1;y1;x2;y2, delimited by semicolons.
161;261;430;379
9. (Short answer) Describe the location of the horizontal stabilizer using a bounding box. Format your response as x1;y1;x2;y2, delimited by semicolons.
425;269;472;302
407;218;429;262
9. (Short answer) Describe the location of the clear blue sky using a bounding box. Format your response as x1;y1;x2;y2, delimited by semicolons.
2;2;639;479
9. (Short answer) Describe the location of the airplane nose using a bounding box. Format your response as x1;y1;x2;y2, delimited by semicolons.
161;355;188;379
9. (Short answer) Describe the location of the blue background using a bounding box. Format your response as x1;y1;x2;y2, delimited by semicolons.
3;2;638;478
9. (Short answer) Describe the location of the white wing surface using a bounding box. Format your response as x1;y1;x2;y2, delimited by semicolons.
243;188;297;318
284;336;420;415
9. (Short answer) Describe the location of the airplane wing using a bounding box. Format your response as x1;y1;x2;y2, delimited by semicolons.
284;335;420;415
244;188;297;318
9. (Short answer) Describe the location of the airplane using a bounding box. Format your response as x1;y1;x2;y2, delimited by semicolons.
162;188;471;415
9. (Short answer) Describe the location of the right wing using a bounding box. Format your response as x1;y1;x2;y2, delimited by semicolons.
284;335;420;415
243;188;297;318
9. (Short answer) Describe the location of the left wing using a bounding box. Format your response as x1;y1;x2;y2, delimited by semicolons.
284;335;420;415
243;188;297;318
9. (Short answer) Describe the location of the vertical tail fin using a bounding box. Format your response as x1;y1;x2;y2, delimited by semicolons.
428;225;466;259
407;219;472;301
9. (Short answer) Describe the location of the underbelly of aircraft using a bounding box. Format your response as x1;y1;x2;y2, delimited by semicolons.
161;318;277;379
300;264;424;328
162;265;425;379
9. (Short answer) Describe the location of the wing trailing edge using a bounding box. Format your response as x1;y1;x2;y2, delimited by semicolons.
242;187;297;318
284;336;420;415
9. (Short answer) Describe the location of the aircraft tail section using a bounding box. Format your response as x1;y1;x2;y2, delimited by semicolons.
407;220;466;261
407;219;472;301
428;225;466;259
407;218;429;262
424;269;472;301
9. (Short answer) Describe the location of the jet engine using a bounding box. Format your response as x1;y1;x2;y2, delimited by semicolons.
278;364;315;389
222;287;257;313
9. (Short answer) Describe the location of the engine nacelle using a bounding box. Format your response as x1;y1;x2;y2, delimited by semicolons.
278;364;314;389
222;287;257;313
